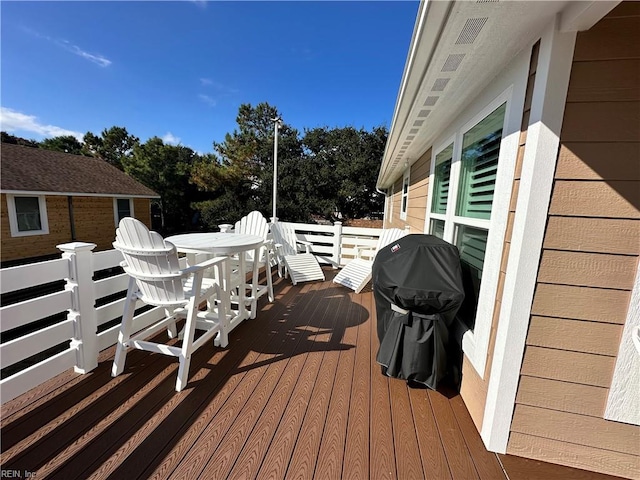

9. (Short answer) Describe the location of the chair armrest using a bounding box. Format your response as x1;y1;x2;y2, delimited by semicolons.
296;239;312;254
181;256;227;276
355;246;375;260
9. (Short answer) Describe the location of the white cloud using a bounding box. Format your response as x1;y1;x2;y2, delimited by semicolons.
198;94;217;107
0;107;83;141
189;0;208;8
162;132;181;145
200;77;213;86
23;26;111;67
61;41;112;67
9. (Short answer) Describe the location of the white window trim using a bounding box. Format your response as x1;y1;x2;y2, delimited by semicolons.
6;194;49;237
400;168;410;221
481;20;578;453
425;82;523;381
604;263;640;425
113;198;134;226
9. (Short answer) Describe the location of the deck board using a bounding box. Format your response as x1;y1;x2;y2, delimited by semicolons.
1;267;617;479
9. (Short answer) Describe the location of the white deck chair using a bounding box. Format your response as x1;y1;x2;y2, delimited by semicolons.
112;217;229;392
231;211;274;314
333;228;407;293
271;221;325;285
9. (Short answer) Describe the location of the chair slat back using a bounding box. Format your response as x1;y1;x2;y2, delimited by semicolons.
271;222;299;257
235;211;269;239
375;228;407;255
235;211;269;262
113;217;186;306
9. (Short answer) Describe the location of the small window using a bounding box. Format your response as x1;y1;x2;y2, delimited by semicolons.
431;144;453;214
7;195;49;237
114;198;134;225
400;169;410;220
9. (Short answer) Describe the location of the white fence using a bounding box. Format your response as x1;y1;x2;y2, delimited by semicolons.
0;222;403;404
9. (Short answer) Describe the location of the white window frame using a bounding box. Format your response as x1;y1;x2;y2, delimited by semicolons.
424;48;528;381
425;87;520;379
6;194;49;237
400;168;410;221
113;197;134;226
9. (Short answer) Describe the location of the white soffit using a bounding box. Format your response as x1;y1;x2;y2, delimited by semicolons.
378;0;570;189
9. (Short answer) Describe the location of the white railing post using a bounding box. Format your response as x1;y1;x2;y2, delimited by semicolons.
333;221;343;268
57;242;98;374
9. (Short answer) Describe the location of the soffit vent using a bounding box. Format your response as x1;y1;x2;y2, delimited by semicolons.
413;120;425;127
406;135;415;140
455;17;488;44
417;110;431;118
477;0;499;3
432;78;450;91
442;53;465;72
409;128;419;134
423;96;439;107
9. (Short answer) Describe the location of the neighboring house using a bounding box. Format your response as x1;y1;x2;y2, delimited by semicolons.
378;1;639;478
1;143;159;264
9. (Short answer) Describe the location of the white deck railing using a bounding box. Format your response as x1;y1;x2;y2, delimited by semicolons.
0;222;401;404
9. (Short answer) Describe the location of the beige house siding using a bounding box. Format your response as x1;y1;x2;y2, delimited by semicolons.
506;4;640;478
1;194;154;262
384;148;431;232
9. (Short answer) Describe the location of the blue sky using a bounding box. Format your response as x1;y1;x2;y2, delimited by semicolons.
1;1;418;154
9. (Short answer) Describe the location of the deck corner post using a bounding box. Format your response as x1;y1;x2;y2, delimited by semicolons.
57;242;98;374
333;221;343;268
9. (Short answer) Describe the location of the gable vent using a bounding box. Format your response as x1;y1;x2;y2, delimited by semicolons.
442;53;465;72
423;96;438;107
432;78;450;91
455;17;488;44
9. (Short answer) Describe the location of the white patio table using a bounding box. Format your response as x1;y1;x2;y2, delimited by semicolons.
165;232;264;337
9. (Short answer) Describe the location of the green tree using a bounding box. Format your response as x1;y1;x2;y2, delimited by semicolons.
40;135;84;155
1;131;40;148
122;137;202;234
192;102;305;228
301;125;387;219
83;126;139;169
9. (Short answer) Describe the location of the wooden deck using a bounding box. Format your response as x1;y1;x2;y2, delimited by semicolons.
0;269;622;479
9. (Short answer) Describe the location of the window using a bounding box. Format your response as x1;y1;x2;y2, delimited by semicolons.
428;102;507;331
6;195;49;237
400;168;410;220
114;198;134;225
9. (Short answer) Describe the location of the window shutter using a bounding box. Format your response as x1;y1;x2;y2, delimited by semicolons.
456;103;506;220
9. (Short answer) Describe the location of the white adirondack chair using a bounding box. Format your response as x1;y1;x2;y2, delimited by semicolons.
333;228;407;293
231;211;274;312
270;221;325;285
112;217;230;392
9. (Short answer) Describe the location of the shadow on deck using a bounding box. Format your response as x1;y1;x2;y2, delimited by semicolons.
0;268;621;479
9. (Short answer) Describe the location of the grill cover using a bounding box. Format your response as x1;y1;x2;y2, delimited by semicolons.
373;234;465;389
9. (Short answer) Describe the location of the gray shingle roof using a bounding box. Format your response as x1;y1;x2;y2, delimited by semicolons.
1;143;159;197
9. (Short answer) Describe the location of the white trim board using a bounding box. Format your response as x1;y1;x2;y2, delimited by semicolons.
481;18;578;453
605;263;640;425
1;190;159;199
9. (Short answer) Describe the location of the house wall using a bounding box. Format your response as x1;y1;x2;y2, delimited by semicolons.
1;194;72;262
506;4;640;478
1;194;154;263
384;148;431;232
